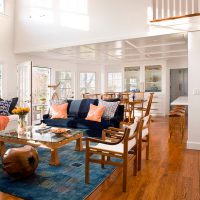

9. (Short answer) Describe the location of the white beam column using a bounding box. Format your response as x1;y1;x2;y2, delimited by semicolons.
187;31;200;150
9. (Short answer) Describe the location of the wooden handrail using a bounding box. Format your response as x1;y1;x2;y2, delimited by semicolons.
151;13;200;22
151;0;200;22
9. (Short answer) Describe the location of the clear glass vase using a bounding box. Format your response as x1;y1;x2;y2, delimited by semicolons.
18;115;26;132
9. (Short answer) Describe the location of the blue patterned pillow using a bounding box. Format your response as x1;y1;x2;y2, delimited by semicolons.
0;100;12;116
98;99;120;119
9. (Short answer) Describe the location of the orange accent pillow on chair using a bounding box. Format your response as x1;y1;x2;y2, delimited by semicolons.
51;103;68;119
85;104;105;122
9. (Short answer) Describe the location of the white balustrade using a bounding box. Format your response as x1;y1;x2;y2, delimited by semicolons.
152;0;200;20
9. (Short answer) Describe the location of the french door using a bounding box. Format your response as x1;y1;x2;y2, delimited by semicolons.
17;61;32;124
17;62;51;125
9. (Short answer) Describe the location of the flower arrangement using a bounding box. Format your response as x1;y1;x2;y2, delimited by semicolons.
12;107;30;116
12;107;30;131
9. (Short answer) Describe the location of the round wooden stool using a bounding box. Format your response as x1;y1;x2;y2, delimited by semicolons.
3;145;39;179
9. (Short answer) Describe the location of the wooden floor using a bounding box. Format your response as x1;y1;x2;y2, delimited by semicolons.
1;117;200;200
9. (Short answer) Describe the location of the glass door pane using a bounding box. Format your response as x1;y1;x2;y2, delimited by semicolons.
32;67;51;124
145;65;162;92
124;67;140;92
17;61;32;124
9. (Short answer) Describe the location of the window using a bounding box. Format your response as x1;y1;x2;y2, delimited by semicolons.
32;67;51;104
80;72;96;94
0;65;2;97
0;0;4;14
55;71;74;99
107;72;122;92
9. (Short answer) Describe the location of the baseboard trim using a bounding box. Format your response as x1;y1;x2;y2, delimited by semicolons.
187;141;200;150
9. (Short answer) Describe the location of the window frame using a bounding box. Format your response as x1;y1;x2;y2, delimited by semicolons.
0;0;5;14
56;71;74;99
79;72;96;94
107;72;122;92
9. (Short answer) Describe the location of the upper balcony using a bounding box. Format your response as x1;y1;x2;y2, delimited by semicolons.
151;0;200;31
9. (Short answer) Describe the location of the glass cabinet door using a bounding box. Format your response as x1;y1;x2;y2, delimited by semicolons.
145;65;162;92
124;66;140;92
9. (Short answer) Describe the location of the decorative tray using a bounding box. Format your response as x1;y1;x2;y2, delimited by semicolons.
51;128;71;134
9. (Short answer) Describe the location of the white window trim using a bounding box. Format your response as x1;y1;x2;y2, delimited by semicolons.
79;72;96;96
0;0;5;14
56;71;74;99
106;72;122;92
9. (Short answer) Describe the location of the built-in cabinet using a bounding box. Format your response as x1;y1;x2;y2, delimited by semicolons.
124;63;166;116
124;66;140;92
145;65;162;92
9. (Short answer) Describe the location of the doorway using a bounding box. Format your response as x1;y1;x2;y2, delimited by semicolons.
170;68;188;103
32;66;51;124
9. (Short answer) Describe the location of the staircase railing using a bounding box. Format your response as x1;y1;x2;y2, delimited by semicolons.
151;0;200;22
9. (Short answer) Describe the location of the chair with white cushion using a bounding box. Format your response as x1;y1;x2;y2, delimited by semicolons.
85;120;144;192
138;115;151;171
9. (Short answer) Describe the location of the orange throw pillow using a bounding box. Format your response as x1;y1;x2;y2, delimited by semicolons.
85;104;105;122
51;103;68;119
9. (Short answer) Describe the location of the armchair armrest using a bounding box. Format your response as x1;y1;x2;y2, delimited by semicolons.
108;127;124;132
102;129;125;141
86;136;123;146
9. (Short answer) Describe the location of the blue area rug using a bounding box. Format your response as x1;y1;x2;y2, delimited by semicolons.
0;142;116;200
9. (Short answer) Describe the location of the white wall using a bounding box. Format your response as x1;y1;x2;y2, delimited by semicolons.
14;0;180;53
167;57;188;69
187;31;200;150
0;0;17;98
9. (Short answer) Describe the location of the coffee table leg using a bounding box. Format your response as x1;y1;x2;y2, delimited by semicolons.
0;141;5;158
75;137;83;151
49;149;60;166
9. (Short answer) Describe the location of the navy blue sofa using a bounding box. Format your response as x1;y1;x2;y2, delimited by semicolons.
42;99;124;138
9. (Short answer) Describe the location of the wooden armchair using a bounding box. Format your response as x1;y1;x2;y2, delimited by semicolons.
85;120;144;192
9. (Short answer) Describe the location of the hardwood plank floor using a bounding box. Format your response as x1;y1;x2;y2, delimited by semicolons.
1;117;199;200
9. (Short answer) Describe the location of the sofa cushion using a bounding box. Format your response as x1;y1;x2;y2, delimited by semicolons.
85;104;105;122
78;99;98;118
0;100;12;116
51;103;68;119
98;99;119;119
43;118;75;128
73;118;110;130
9;97;18;114
68;100;82;118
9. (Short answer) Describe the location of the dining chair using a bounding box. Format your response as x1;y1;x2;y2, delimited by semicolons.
138;115;151;171
82;93;101;99
101;92;115;100
120;93;132;122
134;92;154;119
85;119;144;192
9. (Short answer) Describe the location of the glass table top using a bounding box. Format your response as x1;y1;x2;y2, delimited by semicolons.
0;126;82;143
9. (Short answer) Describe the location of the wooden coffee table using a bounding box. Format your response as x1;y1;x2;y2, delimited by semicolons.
0;127;83;166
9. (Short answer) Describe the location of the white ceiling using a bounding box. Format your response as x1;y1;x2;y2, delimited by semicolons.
23;32;188;64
